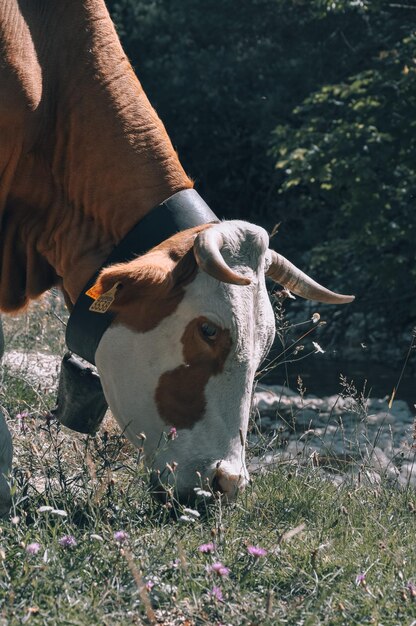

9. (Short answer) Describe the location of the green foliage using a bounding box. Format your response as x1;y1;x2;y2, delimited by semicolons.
106;0;395;217
272;33;416;332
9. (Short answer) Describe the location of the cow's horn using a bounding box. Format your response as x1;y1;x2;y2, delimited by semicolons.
194;229;251;286
266;250;354;304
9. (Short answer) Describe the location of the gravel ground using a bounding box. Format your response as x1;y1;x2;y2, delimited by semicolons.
3;350;416;487
250;383;416;487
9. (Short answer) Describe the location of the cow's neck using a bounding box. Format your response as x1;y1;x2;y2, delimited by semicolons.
3;0;192;309
48;0;194;302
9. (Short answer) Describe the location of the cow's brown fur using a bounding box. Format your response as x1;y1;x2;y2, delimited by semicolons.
155;317;232;428
0;0;193;312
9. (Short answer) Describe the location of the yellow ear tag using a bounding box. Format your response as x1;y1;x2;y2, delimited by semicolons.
88;282;121;314
85;284;102;300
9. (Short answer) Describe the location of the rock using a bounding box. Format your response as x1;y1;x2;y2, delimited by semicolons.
289;408;322;429
255;384;299;398
252;392;295;416
366;412;396;426
251;383;415;484
399;462;416;487
3;350;61;389
366;446;400;477
362;470;382;486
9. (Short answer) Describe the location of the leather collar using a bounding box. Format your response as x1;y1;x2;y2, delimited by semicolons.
66;189;218;365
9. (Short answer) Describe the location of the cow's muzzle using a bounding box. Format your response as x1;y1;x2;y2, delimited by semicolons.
149;461;249;505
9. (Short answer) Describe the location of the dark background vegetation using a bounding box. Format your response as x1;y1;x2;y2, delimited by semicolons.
106;0;416;360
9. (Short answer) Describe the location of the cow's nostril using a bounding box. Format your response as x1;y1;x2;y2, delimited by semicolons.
211;473;225;495
212;467;247;500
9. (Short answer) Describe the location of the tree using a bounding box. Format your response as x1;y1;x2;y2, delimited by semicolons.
271;32;416;338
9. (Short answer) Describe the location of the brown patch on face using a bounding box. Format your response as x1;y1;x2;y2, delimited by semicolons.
155;317;232;429
88;224;213;332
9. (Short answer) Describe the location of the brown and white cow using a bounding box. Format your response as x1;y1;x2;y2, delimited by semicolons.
0;0;353;511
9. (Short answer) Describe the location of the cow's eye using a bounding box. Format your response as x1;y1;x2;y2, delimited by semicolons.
200;321;218;341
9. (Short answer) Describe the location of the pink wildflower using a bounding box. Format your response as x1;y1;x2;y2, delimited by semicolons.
168;427;177;440
58;535;77;549
210;585;224;602
209;562;230;577
247;545;267;558
113;530;129;544
355;572;366;585
26;542;41;555
17;410;29;433
198;542;215;554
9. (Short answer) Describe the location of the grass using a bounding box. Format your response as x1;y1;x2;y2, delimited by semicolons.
0;294;415;625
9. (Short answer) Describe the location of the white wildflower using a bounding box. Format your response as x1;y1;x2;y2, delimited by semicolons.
51;509;67;517
182;507;200;518
194;488;212;499
311;313;320;324
312;341;325;354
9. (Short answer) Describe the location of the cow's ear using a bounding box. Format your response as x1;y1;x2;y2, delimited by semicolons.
86;230;200;311
86;251;177;309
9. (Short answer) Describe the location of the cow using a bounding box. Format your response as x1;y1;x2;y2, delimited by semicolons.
0;0;354;513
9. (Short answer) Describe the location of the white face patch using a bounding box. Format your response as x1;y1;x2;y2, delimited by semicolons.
95;221;276;500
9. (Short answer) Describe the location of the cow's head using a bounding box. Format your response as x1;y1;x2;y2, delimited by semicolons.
92;221;353;502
